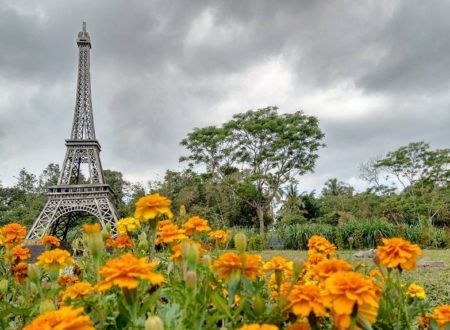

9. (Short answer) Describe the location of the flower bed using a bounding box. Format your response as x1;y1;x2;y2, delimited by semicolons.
0;194;449;329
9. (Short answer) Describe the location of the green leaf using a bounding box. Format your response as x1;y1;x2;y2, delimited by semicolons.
210;292;232;319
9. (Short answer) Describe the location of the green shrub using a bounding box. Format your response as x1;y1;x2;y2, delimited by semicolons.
265;219;448;250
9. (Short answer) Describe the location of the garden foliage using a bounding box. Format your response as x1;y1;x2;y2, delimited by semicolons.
0;194;449;329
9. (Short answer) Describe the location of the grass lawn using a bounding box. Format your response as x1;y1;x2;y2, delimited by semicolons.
260;249;450;308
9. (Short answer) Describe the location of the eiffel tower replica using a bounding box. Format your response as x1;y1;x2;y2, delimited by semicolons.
27;23;118;241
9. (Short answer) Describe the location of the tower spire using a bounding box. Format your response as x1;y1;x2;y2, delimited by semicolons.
71;21;95;140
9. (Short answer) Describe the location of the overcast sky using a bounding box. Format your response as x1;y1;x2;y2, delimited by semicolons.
1;0;450;192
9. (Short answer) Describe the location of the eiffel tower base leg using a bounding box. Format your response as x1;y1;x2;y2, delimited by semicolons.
26;187;118;242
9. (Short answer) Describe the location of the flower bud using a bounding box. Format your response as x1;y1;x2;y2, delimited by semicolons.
184;270;197;290
184;243;199;268
253;295;265;316
293;257;303;277
234;232;247;253
0;279;8;294
40;299;55;314
145;315;164;330
179;205;186;218
138;232;149;249
202;254;212;268
28;264;41;283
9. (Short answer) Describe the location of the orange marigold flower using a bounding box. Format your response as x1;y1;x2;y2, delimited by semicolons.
213;252;242;279
286;321;311;330
13;262;28;283
1;223;26;247
134;193;173;221
8;246;31;261
97;253;164;291
82;223;102;234
237;324;279;330
307;235;336;256
288;284;327;317
314;259;352;284
23;306;94;330
170;240;206;262
58;275;79;287
183;216;211;236
158;220;172;230
36;248;74;270
376;237;422;270
116;217;141;235
213;252;263;280
242;254;263;280
323;271;379;329
106;234;133;249
41;235;61;247
156;223;187;245
114;234;133;249
263;256;293;272
407;283;426;299
62;282;94;301
209;230;229;244
306;253;326;266
427;305;450;329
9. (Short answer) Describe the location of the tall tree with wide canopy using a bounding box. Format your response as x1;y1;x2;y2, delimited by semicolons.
180;106;325;234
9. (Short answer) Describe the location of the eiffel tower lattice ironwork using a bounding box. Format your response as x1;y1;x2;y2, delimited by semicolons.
27;22;118;241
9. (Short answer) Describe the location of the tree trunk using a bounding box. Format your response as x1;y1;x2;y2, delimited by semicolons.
256;204;265;235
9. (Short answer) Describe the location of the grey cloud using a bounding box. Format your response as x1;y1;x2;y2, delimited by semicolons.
1;0;450;192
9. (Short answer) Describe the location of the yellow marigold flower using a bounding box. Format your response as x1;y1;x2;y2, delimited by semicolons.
36;248;74;270
8;246;31;261
237;324;279;330
23;306;94;330
406;283;426;299
263;256;293;272
427;305;450;329
288;284;327;317
376;237;422;270
307;235;336;256
323;271;379;329
286;321;311;330
306;253;326;266
1;223;26;247
58;275;79;287
82;223;102;234
36;249;74;270
314;259;352;284
183;216;211;236
13;262;28;283
62;282;94;301
170;240;206;262
116;217;141;235
97;253;164;291
41;235;60;247
156;223;187;245
213;252;263;280
209;230;229;244
134;193;173;221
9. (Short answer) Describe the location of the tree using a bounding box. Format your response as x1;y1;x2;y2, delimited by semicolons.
38;163;60;192
180;106;325;234
14;168;37;193
375;142;450;225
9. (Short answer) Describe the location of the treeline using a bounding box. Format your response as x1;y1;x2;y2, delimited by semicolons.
2;107;450;236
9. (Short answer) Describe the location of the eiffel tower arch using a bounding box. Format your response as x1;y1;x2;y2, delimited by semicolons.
27;23;118;241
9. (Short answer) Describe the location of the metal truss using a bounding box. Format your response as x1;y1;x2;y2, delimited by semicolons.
26;23;118;242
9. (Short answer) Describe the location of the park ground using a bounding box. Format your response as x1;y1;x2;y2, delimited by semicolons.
260;249;450;308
